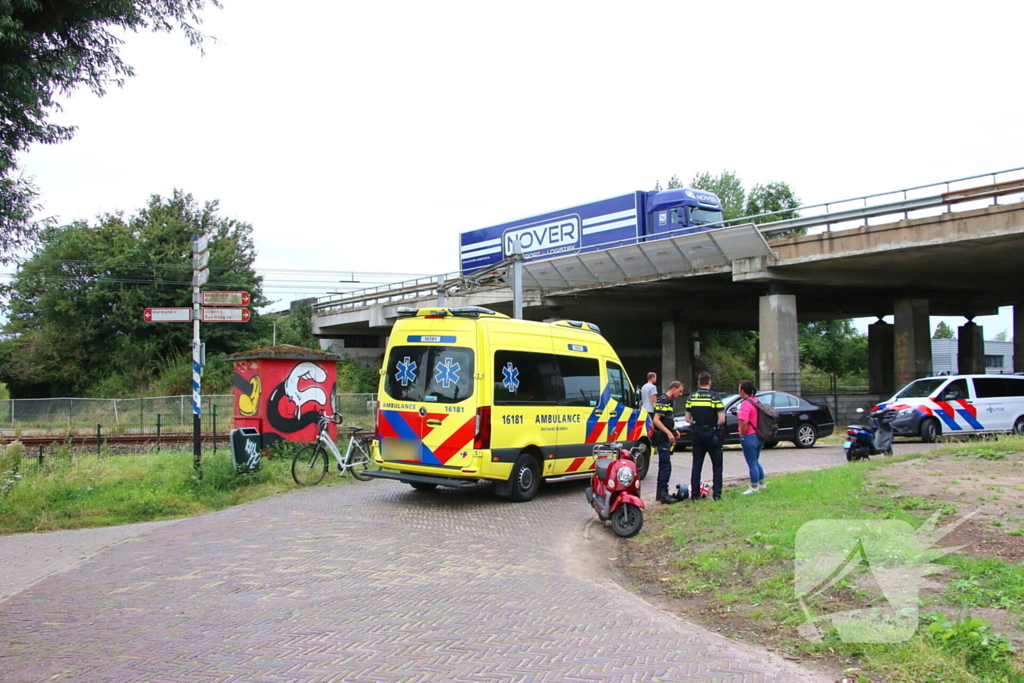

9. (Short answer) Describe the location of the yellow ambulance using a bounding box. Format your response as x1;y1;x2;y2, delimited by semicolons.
369;306;651;501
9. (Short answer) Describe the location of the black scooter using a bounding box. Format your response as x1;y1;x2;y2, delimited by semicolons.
844;407;896;461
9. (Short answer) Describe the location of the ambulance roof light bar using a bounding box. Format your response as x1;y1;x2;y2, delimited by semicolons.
553;320;602;333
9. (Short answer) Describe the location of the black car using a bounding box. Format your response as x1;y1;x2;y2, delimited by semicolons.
672;390;834;449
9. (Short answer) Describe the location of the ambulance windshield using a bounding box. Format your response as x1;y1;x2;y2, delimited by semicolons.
385;345;474;404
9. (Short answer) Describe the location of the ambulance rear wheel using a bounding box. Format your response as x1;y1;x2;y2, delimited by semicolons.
507;453;540;502
920;418;940;443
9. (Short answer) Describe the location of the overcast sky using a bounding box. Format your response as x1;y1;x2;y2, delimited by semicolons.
17;0;1024;336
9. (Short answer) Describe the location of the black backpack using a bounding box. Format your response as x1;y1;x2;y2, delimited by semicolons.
745;398;779;441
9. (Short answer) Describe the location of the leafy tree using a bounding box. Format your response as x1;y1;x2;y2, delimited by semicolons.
337;356;379;393
932;321;955;339
0;190;268;397
690;170;746;222
993;329;1010;342
0;0;219;264
269;302;320;350
745;182;800;223
799;320;868;376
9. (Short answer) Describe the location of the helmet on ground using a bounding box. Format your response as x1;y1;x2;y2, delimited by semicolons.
674;484;690;501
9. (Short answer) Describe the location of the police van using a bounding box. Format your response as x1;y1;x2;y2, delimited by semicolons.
880;374;1024;442
369;306;651;501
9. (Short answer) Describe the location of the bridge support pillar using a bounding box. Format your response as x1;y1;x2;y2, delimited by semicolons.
868;320;894;396
894;298;932;388
958;321;985;375
1015;304;1024;373
661;321;695;392
758;294;799;393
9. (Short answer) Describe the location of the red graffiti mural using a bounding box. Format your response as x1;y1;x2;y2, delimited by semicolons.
233;359;337;445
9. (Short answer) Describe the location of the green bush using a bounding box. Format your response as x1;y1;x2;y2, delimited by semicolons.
921;612;1018;678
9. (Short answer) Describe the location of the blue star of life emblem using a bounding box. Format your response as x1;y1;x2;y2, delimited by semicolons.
501;362;520;393
396;356;417;387
434;357;461;389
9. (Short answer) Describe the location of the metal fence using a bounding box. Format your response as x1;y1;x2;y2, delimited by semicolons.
756;373;871;396
0;393;379;432
0;394;379;468
0;395;235;430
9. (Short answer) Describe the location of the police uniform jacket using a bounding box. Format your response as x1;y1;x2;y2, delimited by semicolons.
685;388;724;431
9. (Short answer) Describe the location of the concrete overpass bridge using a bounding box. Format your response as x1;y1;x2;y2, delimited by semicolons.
313;168;1024;395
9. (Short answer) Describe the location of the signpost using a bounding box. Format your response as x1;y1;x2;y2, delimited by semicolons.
140;235;252;477
191;235;207;473
200;307;250;323
200;291;250;306
143;308;192;323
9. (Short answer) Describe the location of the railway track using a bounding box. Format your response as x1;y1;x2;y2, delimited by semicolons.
3;429;375;449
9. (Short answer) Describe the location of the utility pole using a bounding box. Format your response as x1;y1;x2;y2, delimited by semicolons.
511;237;523;319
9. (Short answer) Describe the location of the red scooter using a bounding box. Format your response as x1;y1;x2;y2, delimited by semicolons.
585;444;645;537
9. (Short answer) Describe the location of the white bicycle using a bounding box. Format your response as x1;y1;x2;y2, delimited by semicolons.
291;411;378;486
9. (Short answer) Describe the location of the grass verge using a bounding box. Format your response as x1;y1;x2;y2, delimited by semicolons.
0;445;316;535
621;440;1024;682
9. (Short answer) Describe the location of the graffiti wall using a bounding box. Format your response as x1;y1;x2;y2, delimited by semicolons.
233;358;337;446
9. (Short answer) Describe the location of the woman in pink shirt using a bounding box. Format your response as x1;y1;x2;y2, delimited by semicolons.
737;380;766;495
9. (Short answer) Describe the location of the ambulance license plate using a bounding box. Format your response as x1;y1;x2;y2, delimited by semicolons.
382;438;421;462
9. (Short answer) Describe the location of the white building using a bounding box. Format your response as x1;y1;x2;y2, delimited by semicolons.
931;338;1014;375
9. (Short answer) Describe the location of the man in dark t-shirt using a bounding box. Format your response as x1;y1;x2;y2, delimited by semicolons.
684;372;725;500
652;380;685;503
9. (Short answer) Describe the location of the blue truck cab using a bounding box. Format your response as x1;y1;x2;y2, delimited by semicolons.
459;188;723;275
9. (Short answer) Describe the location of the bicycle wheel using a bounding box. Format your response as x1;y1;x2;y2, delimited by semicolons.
347;439;379;481
292;443;328;486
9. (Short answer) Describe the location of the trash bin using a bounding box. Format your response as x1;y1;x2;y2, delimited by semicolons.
230;427;262;473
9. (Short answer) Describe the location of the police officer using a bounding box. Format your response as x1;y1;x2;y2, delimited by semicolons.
684;372;725;501
652;380;685;504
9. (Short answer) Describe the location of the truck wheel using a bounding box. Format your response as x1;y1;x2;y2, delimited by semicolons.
920;418;940;443
507;453;540;502
794;423;817;448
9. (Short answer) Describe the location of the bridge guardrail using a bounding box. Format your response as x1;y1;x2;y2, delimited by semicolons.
314;166;1024;313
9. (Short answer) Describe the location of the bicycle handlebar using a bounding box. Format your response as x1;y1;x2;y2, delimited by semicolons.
318;410;343;427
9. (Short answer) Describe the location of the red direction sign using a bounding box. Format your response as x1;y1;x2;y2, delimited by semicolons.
200;307;250;323
143;308;192;323
200;291;250;306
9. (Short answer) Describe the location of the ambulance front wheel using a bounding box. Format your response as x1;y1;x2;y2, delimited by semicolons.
506;453;541;502
634;439;651;480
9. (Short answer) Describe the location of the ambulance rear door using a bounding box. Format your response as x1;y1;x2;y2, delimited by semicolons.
379;336;477;471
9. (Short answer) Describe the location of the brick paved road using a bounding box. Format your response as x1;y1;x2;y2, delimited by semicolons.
0;443;936;682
